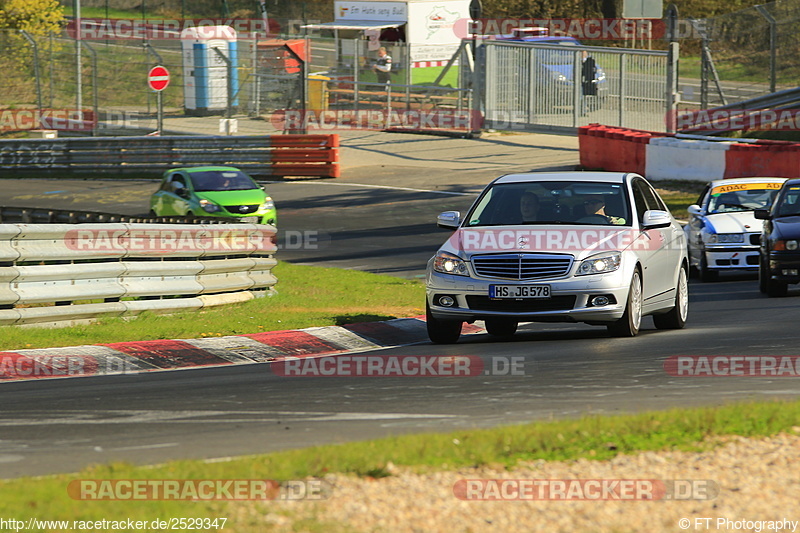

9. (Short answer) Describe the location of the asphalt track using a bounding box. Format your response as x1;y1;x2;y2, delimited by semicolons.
1;128;799;478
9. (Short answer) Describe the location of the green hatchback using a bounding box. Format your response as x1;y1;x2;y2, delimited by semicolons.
149;166;277;225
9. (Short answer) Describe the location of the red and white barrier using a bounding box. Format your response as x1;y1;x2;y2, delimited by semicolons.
579;124;800;180
645;137;731;181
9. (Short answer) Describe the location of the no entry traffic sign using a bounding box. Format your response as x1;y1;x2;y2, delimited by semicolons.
148;65;170;91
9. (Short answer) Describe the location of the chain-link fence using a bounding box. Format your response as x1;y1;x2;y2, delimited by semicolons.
687;0;800;107
0;28;308;135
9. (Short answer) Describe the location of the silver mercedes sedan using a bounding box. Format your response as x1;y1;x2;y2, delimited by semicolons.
426;172;688;343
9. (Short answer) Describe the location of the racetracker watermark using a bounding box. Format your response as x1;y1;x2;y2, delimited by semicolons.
65;19;281;40
277;230;330;251
446;228;668;253
452;18;707;40
0;109;96;132
272;109;481;132
64;227;276;255
665;356;800;377
67;479;331;501
454;479;719;501
673;108;800;132
0;353;142;380
0;354;95;380
272;355;525;377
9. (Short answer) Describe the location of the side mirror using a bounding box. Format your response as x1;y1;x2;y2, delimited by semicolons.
437;211;461;230
754;209;771;220
174;187;189;198
687;204;703;216
642;209;672;229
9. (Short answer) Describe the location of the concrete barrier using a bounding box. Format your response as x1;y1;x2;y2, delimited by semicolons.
579;124;800;181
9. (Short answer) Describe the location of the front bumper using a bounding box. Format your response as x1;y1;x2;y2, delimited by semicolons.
195;209;277;225
767;252;800;284
426;269;630;324
703;245;759;271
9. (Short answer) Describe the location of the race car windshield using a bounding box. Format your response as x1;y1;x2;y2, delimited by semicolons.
465;181;632;227
708;187;780;214
190;171;259;192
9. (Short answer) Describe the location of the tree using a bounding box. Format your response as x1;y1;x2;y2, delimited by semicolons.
0;0;64;35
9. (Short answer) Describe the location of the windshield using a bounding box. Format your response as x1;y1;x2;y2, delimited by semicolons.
189;170;259;192
465;181;632;227
708;183;783;214
774;185;800;217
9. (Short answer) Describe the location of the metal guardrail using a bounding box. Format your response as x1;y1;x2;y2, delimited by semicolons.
0;206;242;225
0;223;277;327
677;86;800;134
0;134;340;178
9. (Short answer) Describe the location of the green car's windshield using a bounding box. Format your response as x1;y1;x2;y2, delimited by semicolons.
189;171;259;192
465;181;632;227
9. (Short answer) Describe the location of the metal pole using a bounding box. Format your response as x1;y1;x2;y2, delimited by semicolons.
20;31;42;114
75;0;82;119
756;5;777;93
157;90;163;134
81;41;99;136
666;42;679;133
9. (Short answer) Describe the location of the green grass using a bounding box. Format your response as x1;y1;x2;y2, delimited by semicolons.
0;262;425;351
680;55;798;86
0;399;798;530
651;180;707;220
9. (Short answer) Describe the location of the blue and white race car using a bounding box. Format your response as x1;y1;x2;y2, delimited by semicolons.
685;177;787;281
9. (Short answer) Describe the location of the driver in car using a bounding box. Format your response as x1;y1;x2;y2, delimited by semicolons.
582;196;625;225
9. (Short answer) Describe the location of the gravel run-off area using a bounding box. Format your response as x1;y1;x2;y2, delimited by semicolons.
237;431;800;532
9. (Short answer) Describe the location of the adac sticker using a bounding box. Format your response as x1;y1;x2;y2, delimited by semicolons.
711;182;783;195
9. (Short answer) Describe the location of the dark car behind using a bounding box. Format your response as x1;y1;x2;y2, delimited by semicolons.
755;179;800;296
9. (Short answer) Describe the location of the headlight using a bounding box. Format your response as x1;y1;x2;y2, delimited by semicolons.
433;251;469;276
199;199;222;213
774;240;799;251
258;198;275;212
576;252;621;276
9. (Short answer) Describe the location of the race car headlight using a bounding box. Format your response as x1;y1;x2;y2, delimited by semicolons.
199;199;222;213
259;198;275;212
775;240;799;251
433;251;469;276
576;252;621;276
710;233;744;243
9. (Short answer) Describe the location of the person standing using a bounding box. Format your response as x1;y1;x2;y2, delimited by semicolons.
581;50;597;115
373;47;393;85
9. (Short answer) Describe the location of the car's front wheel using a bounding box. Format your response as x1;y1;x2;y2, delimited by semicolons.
426;302;462;344
699;254;718;282
608;270;642;337
485;318;517;337
758;256;769;294
765;275;788;297
653;266;688;330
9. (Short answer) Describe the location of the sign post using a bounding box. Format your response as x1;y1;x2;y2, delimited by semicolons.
147;65;170;135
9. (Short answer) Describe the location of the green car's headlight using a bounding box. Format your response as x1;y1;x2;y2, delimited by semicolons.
199;199;222;213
